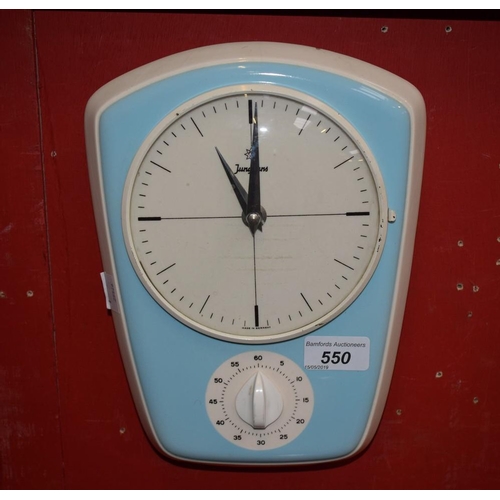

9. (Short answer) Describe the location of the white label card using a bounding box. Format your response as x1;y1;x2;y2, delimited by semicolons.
100;271;120;313
304;336;370;371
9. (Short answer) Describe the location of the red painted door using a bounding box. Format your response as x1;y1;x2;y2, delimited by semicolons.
1;10;499;489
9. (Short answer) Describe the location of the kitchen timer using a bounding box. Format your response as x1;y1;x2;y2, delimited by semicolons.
85;42;425;464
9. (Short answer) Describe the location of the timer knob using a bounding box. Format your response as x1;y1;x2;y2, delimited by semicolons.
235;371;284;429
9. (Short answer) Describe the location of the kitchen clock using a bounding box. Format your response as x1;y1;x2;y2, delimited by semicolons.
85;42;425;464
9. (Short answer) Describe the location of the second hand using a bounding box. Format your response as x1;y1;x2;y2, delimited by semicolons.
248;100;261;328
252;233;259;328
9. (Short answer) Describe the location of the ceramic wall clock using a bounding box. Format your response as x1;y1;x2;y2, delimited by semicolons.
85;42;425;464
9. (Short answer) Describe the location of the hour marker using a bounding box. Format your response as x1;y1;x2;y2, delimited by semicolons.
156;263;176;275
200;295;210;314
334;258;354;271
150;160;171;173
300;293;313;312
334;156;354;169
191;117;203;137
138;217;161;221
248;100;253;123
298;114;312;136
254;305;260;327
346;211;370;216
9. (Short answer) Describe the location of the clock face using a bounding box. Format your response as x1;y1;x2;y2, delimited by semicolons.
123;85;387;343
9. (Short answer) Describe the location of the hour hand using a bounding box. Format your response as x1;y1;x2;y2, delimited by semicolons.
215;147;248;214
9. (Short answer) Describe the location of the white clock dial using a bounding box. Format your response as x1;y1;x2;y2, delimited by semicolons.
123;85;387;343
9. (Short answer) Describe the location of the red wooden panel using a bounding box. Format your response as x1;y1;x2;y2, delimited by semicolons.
0;10;64;488
27;11;500;488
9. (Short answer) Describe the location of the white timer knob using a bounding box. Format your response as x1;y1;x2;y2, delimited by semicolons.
235;371;284;429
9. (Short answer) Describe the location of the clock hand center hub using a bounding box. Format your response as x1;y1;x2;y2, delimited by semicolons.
246;212;262;235
244;207;267;233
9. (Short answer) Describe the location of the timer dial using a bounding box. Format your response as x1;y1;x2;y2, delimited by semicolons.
123;85;387;343
206;351;314;450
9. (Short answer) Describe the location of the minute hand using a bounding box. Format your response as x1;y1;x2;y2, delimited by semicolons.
246;103;264;234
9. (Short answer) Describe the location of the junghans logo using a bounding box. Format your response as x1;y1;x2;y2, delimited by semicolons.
234;148;269;174
234;164;269;174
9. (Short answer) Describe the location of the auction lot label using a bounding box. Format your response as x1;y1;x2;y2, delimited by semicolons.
304;336;370;371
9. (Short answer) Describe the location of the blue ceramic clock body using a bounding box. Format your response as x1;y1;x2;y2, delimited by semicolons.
86;43;424;464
